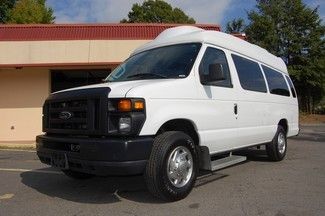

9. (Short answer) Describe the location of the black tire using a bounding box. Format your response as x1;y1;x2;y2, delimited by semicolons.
145;131;198;201
62;170;94;179
266;125;287;161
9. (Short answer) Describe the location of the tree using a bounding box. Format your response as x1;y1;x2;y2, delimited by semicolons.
121;0;195;24
245;0;325;113
0;0;16;23
7;0;55;24
226;18;245;33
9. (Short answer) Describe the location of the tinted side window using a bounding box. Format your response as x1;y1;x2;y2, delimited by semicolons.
232;54;267;92
262;65;290;97
285;75;297;98
199;47;232;87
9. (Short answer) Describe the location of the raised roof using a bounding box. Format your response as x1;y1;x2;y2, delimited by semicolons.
132;26;287;74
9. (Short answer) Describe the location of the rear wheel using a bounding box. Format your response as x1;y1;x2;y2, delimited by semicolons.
62;170;94;179
266;125;287;161
145;131;198;201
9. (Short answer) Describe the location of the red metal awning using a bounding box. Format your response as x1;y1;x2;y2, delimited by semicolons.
0;23;221;41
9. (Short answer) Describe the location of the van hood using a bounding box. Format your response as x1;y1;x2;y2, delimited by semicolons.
53;79;172;98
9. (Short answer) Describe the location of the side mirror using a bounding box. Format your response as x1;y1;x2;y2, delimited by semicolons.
201;63;226;85
208;63;226;82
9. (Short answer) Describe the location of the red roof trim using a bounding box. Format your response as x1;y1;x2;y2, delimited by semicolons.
1;23;220;27
0;23;221;41
230;33;247;40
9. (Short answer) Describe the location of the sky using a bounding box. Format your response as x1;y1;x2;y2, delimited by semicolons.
47;0;325;30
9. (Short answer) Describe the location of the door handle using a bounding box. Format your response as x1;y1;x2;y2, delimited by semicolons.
234;103;238;115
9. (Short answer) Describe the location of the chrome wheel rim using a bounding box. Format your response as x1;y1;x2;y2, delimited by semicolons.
277;132;286;154
167;146;193;188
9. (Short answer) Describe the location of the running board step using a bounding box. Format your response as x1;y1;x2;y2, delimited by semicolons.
210;155;246;171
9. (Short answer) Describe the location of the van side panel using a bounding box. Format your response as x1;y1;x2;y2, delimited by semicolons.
136;44;299;155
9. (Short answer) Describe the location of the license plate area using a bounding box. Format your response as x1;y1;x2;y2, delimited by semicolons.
51;153;69;169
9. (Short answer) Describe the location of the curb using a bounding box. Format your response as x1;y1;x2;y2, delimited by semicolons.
300;123;325;126
0;143;36;150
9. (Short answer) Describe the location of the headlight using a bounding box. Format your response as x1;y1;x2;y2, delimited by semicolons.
119;117;131;133
108;98;146;136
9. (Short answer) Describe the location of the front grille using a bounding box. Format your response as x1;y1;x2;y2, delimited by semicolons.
49;99;89;130
43;87;110;135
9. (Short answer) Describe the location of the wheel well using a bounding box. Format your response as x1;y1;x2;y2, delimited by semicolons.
157;119;200;145
278;119;288;134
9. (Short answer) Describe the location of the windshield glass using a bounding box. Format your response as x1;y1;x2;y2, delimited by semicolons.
105;43;201;82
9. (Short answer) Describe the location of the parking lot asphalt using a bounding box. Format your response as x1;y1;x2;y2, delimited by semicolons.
0;125;324;216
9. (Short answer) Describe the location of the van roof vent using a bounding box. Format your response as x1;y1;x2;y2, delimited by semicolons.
155;26;204;41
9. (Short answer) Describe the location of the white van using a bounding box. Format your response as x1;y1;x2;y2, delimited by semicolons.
36;26;299;201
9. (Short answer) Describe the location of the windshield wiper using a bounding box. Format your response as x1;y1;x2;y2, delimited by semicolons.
126;73;167;79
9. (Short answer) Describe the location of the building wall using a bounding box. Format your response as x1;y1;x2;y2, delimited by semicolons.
0;68;49;141
0;40;149;65
0;39;151;141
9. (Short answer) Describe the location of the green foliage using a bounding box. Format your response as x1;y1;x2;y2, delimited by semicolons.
121;0;195;24
0;0;16;23
245;0;325;113
7;0;55;24
226;18;245;33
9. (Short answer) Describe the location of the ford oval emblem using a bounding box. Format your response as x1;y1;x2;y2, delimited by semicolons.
59;111;73;120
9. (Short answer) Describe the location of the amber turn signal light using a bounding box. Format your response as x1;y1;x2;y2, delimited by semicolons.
118;99;132;112
134;101;144;110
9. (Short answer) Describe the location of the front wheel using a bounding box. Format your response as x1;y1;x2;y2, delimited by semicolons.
266;125;287;161
145;131;198;201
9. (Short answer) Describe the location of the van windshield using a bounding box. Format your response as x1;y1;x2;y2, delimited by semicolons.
105;43;201;82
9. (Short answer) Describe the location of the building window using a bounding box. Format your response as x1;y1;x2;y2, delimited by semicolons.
262;65;290;97
231;54;267;93
51;69;111;93
199;47;232;87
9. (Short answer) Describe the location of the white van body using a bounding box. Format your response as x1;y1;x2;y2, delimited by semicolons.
129;27;299;153
92;26;297;150
37;26;299;201
62;26;299;151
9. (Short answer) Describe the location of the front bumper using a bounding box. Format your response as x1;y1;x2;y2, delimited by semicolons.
36;135;154;176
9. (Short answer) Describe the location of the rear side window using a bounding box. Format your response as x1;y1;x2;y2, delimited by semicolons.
262;65;290;97
232;54;267;92
285;75;297;98
199;47;232;87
